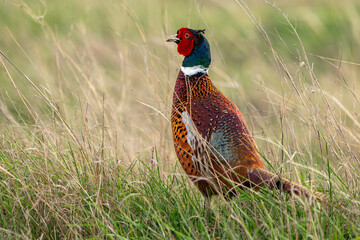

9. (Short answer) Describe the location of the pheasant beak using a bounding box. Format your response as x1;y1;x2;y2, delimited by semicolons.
166;34;180;44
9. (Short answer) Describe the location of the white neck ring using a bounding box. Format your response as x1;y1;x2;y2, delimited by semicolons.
181;65;208;76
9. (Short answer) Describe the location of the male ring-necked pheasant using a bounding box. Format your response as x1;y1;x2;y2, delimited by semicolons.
166;27;327;215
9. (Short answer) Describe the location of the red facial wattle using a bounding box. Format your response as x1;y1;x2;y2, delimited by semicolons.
177;28;195;56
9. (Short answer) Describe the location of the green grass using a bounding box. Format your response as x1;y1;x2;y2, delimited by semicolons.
0;142;358;239
1;0;360;239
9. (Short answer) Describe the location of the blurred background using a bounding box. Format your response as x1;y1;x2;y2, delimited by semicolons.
1;0;360;181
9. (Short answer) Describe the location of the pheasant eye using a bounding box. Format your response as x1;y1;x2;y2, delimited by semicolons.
184;33;190;39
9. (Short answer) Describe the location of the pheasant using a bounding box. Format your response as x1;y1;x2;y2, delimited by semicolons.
166;27;327;216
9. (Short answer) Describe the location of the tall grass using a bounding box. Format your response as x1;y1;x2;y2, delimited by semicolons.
0;0;359;239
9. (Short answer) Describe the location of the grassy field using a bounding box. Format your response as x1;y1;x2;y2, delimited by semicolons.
0;0;360;239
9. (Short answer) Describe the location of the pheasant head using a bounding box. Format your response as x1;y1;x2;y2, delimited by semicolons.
166;27;211;76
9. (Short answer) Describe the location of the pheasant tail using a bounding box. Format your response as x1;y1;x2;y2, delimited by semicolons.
247;167;328;202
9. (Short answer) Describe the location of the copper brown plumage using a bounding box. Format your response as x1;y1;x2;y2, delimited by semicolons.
167;27;328;213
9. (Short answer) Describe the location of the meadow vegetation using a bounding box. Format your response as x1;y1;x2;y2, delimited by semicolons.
0;0;360;239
